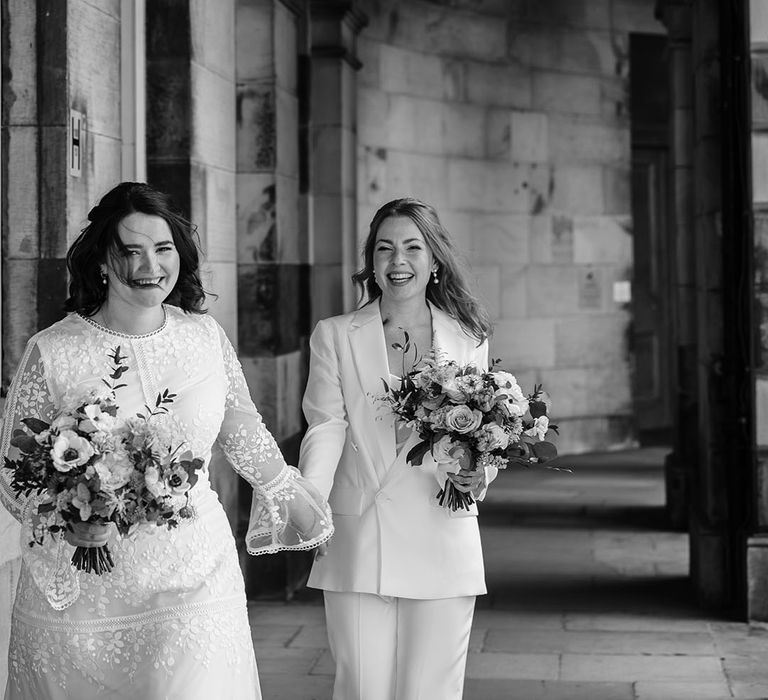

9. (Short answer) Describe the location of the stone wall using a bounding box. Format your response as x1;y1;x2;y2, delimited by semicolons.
355;0;664;453
2;0;124;388
236;0;307;444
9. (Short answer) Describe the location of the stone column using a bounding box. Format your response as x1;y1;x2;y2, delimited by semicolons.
2;0;123;387
688;0;732;609
308;0;367;322
657;0;696;532
747;0;768;622
235;0;311;597
146;0;240;524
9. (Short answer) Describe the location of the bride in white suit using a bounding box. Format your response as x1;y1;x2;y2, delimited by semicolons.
299;198;494;700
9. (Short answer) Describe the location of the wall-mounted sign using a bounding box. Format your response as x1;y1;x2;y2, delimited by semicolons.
70;109;85;177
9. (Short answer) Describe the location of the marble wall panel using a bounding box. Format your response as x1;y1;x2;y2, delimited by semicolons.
237;172;278;262
357;88;391;148
379;44;444;100
384;151;450;211
6;0;37;125
550;164;604;215
384;2;508;62
753;134;768;204
237;83;276;172
190;0;236;77
465;61;532;109
601;165;630;216
532;71;602;116
610;0;664;33
572;215;632;264
448;159;535;214
276;87;299;178
511;111;550;163
526;265;579;317
471;265;501;319
490;318;557;369
68;0;121;139
200;166;237;263
538;363;632;418
386;95;444;154
555;314;629;367
6;127;39;259
499;266;528;319
191;63;237;171
752;0;768;41
522;0;612;31
463;213;530;266
516;29;628;77
235;0;274;81
274;2;298;93
442;102;487;158
201;260;238;341
549;116;628;164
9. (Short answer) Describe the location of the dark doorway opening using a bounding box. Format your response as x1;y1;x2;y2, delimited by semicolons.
629;33;674;447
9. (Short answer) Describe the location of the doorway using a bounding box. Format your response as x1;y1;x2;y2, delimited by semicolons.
629;33;674;446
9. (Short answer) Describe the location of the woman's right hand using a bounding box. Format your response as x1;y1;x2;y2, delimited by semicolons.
64;521;112;548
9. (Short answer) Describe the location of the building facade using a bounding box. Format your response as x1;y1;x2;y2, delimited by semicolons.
3;0;768;619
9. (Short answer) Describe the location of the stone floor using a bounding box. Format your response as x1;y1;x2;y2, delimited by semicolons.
248;447;768;700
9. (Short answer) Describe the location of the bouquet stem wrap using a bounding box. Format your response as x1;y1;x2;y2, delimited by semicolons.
71;544;114;575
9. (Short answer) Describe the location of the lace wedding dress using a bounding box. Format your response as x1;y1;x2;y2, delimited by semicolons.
0;306;333;700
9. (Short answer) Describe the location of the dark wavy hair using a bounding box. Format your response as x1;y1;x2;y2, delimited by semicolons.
352;197;492;344
65;182;208;316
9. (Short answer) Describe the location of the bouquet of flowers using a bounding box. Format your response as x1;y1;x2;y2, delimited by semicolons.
4;346;204;574
381;340;560;511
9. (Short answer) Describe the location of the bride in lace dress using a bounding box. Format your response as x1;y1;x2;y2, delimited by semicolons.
0;182;333;700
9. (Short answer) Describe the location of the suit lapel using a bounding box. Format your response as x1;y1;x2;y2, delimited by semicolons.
348;300;397;476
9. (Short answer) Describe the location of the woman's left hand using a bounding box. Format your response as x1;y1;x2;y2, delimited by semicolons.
446;467;485;494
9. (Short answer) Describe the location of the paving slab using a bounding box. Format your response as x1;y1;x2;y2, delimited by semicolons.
484;628;717;655
259;673;333;700
633;680;732;699
253;647;324;676
564;613;713;632
464;651;559;680
462;679;634;699
559;652;726;682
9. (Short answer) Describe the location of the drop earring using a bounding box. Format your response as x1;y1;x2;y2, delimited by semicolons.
101;271;108;286
432;267;439;284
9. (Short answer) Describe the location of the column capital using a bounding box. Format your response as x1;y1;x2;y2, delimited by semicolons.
655;0;692;43
310;0;368;69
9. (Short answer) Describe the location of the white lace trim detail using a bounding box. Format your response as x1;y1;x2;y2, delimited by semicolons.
76;305;169;339
15;594;245;633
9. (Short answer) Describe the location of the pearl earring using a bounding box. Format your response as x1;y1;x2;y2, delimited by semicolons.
101;272;108;286
432;268;439;284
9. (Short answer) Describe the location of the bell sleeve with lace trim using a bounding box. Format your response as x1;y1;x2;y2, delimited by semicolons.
0;339;56;523
214;323;333;555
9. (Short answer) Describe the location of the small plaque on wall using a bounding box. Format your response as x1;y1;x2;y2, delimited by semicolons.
578;269;602;310
70;109;85;177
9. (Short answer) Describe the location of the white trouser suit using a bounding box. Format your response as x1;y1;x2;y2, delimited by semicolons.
299;301;491;700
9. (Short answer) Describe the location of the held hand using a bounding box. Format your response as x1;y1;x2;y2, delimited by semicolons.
446;467;485;495
64;521;112;548
315;541;329;559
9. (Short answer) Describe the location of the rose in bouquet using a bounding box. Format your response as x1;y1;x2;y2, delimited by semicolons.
4;346;204;574
381;346;560;511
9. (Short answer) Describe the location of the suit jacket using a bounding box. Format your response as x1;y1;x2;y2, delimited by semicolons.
299;299;489;599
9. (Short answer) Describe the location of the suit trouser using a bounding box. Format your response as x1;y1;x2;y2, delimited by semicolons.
323;591;475;700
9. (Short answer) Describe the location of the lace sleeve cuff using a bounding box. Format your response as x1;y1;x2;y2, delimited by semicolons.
245;466;334;555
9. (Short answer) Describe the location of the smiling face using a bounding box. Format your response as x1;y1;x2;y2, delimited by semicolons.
103;212;180;312
372;215;436;304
